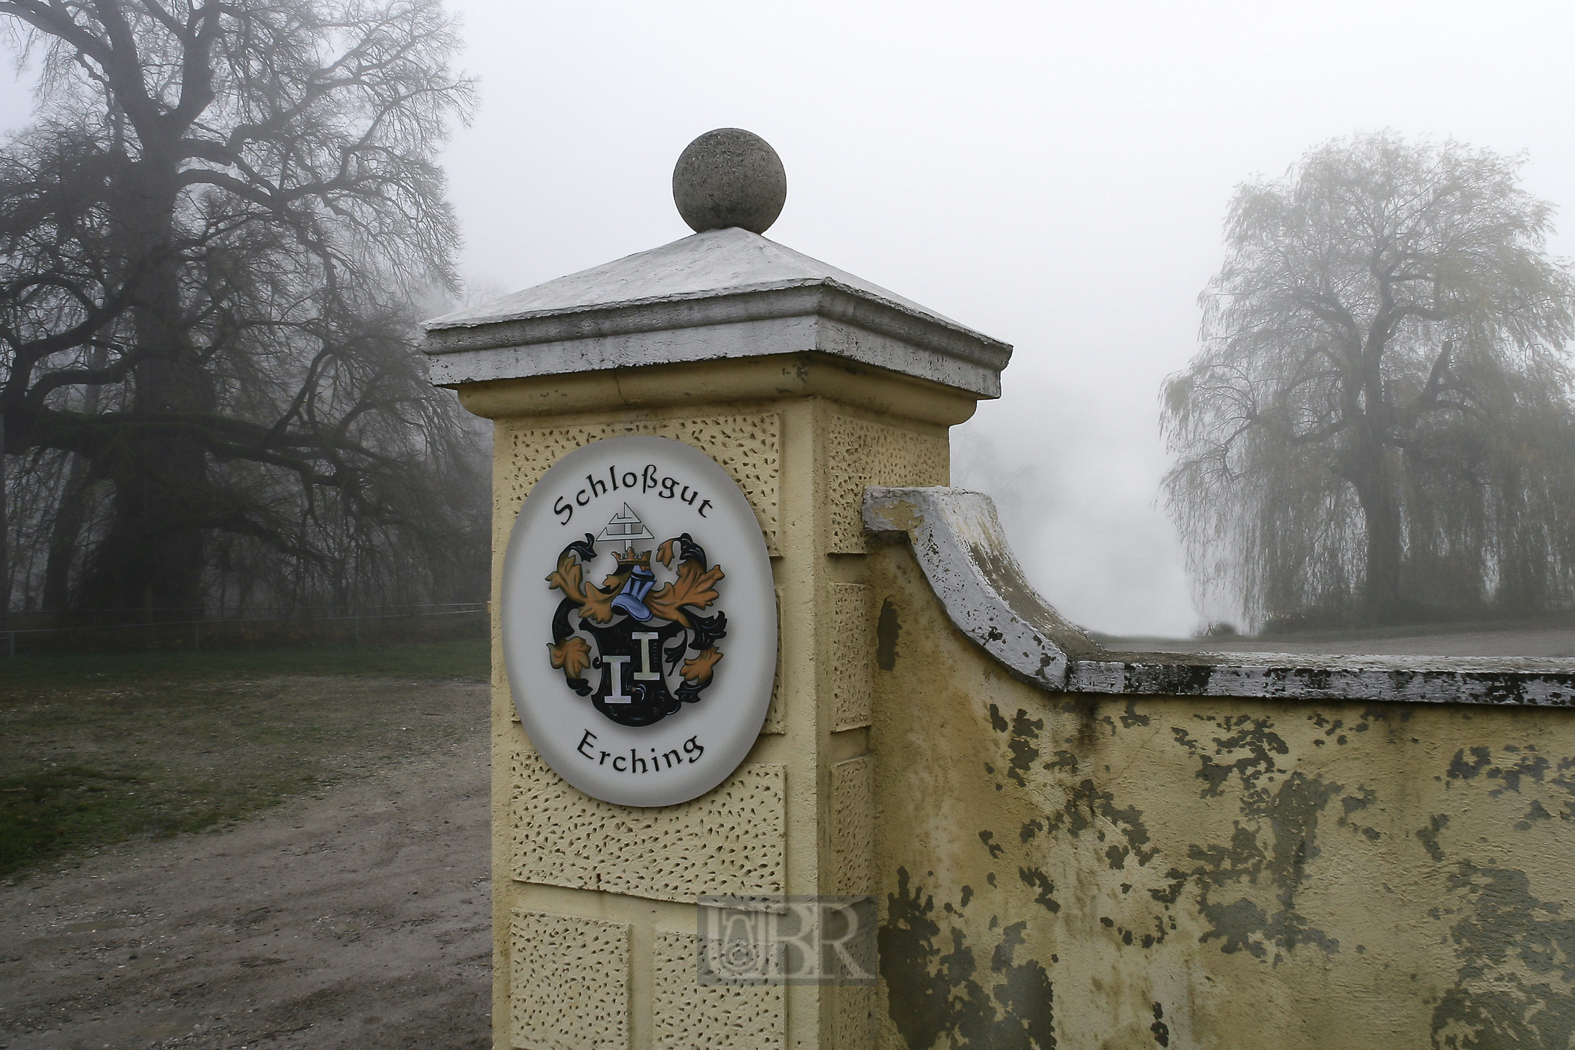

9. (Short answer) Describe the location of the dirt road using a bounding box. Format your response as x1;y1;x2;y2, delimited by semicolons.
0;679;491;1050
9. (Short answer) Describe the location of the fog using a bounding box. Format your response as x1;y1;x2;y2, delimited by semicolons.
7;0;1575;636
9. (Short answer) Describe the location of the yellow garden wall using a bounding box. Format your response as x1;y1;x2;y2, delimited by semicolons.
868;537;1575;1050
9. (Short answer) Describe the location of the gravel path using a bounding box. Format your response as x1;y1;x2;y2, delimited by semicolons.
0;681;491;1050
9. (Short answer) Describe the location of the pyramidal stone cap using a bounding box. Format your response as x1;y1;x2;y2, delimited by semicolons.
422;133;1012;398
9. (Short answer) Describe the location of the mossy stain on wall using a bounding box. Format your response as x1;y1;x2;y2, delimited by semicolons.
1171;713;1291;797
877;598;901;671
1433;861;1575;1049
1150;1002;1170;1047
881;867;1056;1049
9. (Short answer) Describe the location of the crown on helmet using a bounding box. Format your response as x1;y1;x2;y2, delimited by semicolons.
614;548;652;569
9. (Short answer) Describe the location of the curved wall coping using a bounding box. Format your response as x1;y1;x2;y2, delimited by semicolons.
863;486;1575;708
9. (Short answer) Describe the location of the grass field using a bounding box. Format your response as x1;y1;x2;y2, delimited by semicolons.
0;639;488;879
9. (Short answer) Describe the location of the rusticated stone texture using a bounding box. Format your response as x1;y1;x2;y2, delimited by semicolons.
510;910;628;1050
829;583;872;732
510;745;785;902
653;929;785;1049
832;755;873;897
827;417;947;554
832;984;875;1050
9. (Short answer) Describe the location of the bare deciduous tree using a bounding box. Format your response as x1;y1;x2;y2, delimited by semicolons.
1163;133;1575;628
0;0;484;620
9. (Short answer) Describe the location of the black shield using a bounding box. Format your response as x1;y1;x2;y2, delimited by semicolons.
580;616;689;727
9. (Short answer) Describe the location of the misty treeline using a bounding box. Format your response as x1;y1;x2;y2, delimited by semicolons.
0;0;490;625
1165;133;1575;630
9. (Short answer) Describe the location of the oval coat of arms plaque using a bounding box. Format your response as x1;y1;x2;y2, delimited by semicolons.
501;436;777;806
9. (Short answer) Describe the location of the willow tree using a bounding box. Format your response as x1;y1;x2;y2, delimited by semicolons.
0;0;480;618
1162;133;1575;627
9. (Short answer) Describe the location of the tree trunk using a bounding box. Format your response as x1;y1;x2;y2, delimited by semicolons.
73;159;213;621
79;446;208;619
1350;457;1405;623
0;411;9;636
41;461;94;615
42;349;109;616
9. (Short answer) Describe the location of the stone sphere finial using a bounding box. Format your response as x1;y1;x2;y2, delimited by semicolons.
672;128;787;235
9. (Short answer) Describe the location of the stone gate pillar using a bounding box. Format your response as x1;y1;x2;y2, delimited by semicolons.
423;130;1011;1050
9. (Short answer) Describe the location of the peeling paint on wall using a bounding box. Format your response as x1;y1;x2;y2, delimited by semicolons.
1431;862;1575;1049
880;867;1056;1050
869;541;1575;1050
878;599;902;672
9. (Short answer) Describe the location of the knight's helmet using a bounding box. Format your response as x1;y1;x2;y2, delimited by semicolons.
599;504;658;621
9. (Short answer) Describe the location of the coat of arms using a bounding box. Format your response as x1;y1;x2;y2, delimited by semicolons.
545;503;726;727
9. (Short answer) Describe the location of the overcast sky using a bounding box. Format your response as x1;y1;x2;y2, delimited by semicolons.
6;0;1575;636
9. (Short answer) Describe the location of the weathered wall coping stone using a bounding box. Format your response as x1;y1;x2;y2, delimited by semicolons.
864;486;1575;707
864;486;1101;690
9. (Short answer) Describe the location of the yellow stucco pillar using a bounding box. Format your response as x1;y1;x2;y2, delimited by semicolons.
423;140;1011;1049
